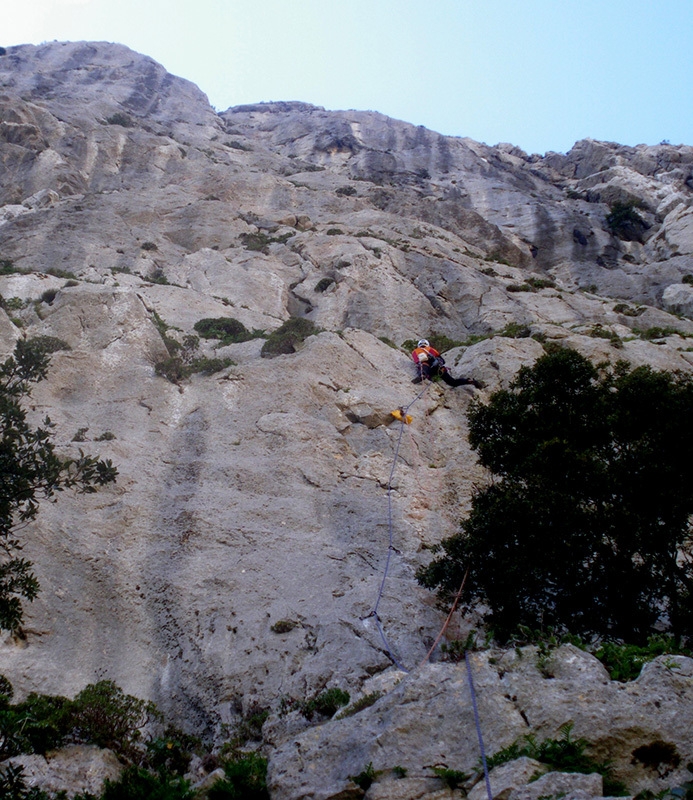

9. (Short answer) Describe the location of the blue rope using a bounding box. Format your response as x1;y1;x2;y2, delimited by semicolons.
465;650;493;800
365;383;429;671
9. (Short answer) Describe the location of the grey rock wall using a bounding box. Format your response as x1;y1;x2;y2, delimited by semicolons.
1;40;693;799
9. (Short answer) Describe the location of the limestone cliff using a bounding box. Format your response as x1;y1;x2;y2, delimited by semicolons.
1;41;693;799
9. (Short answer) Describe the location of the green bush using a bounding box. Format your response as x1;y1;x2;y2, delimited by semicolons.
260;318;318;358
594;636;692;682
155;357;187;384
46;267;77;280
349;762;377;792
70;681;158;761
100;765;192;800
527;276;555;290
636;326;683;341
154;356;233;384
300;688;350;720
106;112;134;128
150;312;181;356
193;317;260;345
430;766;469;790
148;269;169;286
507;277;555;293
417;348;693;643
606;202;649;242
270;619;298;633
140;241;158;251
613;303;645;317
0;688;69;758
486;723;627;795
208;752;269;800
498;322;531;338
25;336;71;354
187;356;233;375
0;763;50;799
145;725;202;777
0;259;18;275
0;297;27;311
0;679;156;763
589;325;623;348
485;253;512;266
225;140;251;151
314;277;334;292
221;704;269;750
336;691;382;718
239;232;292;253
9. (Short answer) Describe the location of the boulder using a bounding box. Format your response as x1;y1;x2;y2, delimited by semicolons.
662;283;693;316
5;745;122;798
510;771;603;800
468;758;546;800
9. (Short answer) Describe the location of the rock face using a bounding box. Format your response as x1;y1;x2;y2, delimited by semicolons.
0;41;693;798
268;648;693;800
7;745;122;798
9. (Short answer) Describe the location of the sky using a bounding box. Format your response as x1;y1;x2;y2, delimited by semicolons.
3;0;692;155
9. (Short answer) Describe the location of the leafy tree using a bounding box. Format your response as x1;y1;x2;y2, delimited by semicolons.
417;348;693;643
0;763;49;799
0;339;117;631
70;680;158;761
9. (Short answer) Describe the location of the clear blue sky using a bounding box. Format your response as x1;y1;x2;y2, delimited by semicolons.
5;0;692;155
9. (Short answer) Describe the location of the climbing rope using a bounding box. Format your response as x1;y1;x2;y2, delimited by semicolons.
466;650;493;800
420;571;468;667
360;365;492;798
364;381;430;672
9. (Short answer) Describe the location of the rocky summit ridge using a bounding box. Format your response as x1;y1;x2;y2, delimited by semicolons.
1;40;693;799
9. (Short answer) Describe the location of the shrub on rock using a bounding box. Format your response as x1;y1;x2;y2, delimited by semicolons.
417;348;693;643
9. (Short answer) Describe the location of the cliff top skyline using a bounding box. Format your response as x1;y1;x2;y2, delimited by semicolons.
5;0;693;156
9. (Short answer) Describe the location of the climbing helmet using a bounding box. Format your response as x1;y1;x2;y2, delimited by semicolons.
417;339;430;348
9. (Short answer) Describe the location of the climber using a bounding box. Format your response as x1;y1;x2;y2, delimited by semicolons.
411;339;483;388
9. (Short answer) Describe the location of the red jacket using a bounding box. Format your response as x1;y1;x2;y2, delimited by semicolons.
412;345;442;365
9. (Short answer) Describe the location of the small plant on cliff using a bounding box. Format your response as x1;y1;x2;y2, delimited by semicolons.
430;766;469;790
593;636;692;682
336;691;382;719
99;765;193;800
417;348;693;644
260;317;318;358
300;688;350;720
606;201;650;242
314;277;334;292
0;260;18;275
0;340;117;631
486;723;628;795
349;762;378;792
105;112;135;127
193;317;262;345
154;319;235;384
207;752;269;800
